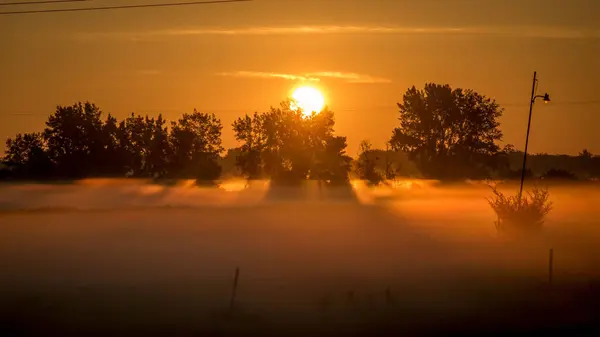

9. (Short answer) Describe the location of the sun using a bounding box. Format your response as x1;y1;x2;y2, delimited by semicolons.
291;86;325;116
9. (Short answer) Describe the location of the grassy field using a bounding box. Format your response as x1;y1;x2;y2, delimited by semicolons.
1;179;599;336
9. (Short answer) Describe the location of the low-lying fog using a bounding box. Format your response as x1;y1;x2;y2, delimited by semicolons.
1;179;599;334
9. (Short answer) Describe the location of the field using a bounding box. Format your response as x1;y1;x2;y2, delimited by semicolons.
1;179;600;336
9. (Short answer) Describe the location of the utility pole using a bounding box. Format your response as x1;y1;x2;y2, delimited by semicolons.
519;71;550;202
519;71;537;201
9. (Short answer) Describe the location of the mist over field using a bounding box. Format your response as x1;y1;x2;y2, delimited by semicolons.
1;179;600;336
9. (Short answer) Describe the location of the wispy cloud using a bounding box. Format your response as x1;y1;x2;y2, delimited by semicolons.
306;72;392;84
161;26;467;36
218;71;391;84
75;25;600;40
218;71;320;82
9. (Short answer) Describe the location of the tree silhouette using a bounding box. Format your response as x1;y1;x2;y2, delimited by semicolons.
3;133;53;179
390;83;503;179
99;114;128;176
232;112;266;179
356;140;383;185
1;103;230;182
578;149;594;179
168;110;224;181
43;102;106;178
542;168;578;181
232;100;351;184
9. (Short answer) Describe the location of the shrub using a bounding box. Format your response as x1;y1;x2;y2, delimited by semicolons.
542;168;578;181
487;185;553;234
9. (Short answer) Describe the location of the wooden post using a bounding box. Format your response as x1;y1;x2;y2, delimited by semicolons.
229;267;240;313
548;249;554;286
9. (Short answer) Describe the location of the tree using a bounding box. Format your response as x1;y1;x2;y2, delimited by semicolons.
390;83;504;179
99;113;128;176
577;149;594;179
3;133;54;179
169;110;224;181
144;114;172;178
579;149;593;160
232;101;351;184
118;113;150;176
314;135;352;184
542;168;578;181
44;102;105;178
356;140;383;185
232;112;266;179
262;101;310;183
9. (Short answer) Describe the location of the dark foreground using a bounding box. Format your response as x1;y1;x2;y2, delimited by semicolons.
2;280;600;336
1;183;600;336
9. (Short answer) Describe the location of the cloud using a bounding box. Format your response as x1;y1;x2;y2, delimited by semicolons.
75;25;600;40
306;72;392;84
218;71;320;82
160;26;467;36
218;71;391;84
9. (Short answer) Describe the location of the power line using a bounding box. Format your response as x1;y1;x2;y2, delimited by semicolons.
0;0;89;6
0;0;252;15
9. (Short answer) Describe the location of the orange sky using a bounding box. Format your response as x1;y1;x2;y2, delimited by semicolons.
1;0;599;156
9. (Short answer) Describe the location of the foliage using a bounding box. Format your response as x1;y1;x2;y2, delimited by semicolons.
500;149;600;180
43;102;106;177
168;110;224;180
232;112;266;179
355;140;383;185
3;132;54;179
232;100;351;184
353;144;422;180
1;102;224;183
487;185;553;234
390;83;504;179
542;168;578;181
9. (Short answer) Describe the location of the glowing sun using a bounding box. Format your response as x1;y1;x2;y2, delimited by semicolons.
291;86;325;116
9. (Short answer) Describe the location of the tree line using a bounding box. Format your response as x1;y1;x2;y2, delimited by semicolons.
1;100;351;184
2;83;599;183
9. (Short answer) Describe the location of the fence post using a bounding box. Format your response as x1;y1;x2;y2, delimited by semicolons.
548;248;554;286
229;267;240;313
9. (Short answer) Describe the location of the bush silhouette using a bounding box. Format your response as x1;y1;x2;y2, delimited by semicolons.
487;185;553;235
542;168;578;181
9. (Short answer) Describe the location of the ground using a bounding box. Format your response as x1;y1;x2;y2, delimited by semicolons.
1;179;599;336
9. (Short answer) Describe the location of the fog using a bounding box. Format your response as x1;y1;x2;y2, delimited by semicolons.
1;179;599;335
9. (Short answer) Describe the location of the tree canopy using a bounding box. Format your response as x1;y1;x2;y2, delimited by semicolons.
232;100;351;184
2;102;224;182
2;100;352;184
390;83;504;179
2;93;599;183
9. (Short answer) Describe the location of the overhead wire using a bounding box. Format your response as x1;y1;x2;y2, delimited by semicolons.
0;0;252;15
0;0;89;6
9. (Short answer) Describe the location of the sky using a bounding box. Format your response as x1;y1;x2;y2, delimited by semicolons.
1;0;599;156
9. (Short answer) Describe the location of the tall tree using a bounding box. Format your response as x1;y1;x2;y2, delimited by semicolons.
44;102;105;178
97;113;127;176
234;101;351;184
232;112;266;179
3;133;54;179
145;114;172;178
118;113;150;176
390;83;504;179
260;101;309;182
169;110;224;181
